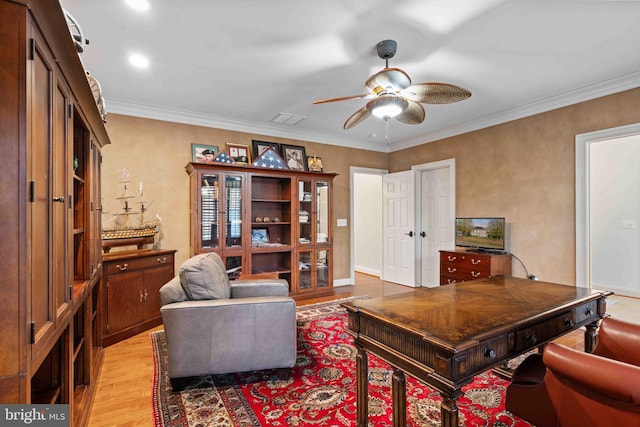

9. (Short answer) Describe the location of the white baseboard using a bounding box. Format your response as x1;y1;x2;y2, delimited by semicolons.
354;265;380;277
333;278;353;287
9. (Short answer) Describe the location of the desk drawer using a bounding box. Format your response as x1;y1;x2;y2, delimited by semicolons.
441;263;490;280
515;310;576;351
106;253;174;275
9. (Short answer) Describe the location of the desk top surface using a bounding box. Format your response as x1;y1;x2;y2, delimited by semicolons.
343;277;610;347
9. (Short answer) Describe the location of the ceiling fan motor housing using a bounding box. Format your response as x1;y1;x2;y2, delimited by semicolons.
377;40;397;60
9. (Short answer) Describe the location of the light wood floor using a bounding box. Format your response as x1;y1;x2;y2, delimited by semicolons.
87;274;640;426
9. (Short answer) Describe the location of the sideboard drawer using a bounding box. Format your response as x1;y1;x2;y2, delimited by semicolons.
106;252;174;275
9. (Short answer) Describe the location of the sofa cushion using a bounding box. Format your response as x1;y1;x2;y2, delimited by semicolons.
179;253;230;300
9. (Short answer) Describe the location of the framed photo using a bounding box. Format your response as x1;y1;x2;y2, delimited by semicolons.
252;140;280;160
251;228;269;243
307;155;323;172
192;144;219;163
281;144;307;171
226;143;251;163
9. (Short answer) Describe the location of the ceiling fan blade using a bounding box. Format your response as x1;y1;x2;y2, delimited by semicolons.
343;106;371;129
365;67;411;93
395;99;425;125
313;93;372;104
402;83;471;104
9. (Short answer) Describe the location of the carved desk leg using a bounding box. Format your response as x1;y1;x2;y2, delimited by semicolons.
392;368;406;427
440;393;460;427
584;320;599;353
356;344;369;427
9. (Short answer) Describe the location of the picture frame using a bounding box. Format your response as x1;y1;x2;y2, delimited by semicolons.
226;143;251;164
251;228;269;243
192;143;219;163
280;144;307;171
252;140;280;160
306;155;323;172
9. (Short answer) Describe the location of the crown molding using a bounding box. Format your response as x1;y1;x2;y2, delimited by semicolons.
104;99;392;153
391;71;640;152
106;71;640;154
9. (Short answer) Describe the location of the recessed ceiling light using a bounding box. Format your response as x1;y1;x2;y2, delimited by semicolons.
128;53;149;69
124;0;150;12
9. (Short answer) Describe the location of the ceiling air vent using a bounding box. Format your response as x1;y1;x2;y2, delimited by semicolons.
271;113;306;125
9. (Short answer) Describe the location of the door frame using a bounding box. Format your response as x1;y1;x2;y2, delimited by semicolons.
412;159;456;286
575;122;640;290
349;166;388;285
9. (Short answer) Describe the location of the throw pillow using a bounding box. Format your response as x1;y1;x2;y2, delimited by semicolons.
179;253;231;300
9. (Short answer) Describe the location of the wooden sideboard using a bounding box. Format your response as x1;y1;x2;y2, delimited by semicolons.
440;249;512;285
102;250;176;346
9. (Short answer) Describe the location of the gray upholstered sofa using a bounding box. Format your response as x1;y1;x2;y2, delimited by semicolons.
159;252;297;390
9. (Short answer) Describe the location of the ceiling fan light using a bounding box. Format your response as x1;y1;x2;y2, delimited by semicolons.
369;96;408;119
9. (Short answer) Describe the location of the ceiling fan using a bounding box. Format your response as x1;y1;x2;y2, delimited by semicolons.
313;40;472;129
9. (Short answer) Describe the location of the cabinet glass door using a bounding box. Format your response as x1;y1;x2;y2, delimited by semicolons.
316;181;329;244
299;180;312;245
200;174;220;249
316;249;330;289
299;250;313;291
224;175;243;247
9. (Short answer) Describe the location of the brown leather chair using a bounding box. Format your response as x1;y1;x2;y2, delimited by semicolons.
505;318;640;427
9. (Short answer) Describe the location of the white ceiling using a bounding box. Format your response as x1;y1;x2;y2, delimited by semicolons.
60;0;640;152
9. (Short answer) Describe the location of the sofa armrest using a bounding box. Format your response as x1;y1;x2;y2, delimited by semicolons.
595;317;640;366
230;279;290;298
544;342;640;403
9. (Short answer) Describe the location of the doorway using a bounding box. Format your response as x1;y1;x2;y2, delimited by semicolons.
576;123;640;297
349;159;455;287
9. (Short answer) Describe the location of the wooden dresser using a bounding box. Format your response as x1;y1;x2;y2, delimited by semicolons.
440;249;512;285
102;249;176;346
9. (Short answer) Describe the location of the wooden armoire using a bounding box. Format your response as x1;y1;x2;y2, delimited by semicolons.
0;1;110;425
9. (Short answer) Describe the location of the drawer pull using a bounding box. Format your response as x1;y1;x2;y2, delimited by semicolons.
447;279;457;284
116;263;128;271
447;267;457;273
585;307;594;316
527;334;538;344
139;289;144;302
471;271;481;278
157;257;167;264
484;348;496;359
471;259;481;265
564;318;575;328
447;256;457;261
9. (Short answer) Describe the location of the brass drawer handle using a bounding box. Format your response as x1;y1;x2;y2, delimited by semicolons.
447;267;457;273
447;256;457;261
116;263;128;271
447;279;457;284
471;259;481;265
157;257;167;264
471;271;481;278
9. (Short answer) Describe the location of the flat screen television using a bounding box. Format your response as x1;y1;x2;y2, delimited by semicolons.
455;217;506;252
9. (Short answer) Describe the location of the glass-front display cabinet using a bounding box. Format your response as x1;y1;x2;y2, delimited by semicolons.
191;169;246;272
187;162;335;298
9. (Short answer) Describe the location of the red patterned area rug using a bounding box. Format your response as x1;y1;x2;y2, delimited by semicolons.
151;297;532;426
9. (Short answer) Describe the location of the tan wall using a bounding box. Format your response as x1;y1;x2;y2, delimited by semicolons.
389;87;640;285
102;114;388;279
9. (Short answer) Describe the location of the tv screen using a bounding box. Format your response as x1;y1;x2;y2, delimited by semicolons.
455;217;505;251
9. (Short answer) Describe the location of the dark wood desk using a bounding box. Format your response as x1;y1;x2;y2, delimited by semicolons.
342;276;612;427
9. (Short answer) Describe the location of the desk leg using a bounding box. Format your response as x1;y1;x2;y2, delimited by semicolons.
584;320;599;353
440;394;459;427
392;368;406;427
356;345;368;427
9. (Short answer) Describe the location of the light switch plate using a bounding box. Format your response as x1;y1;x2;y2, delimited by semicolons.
337;218;347;227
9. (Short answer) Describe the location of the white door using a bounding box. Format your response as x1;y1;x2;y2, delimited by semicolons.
382;171;416;286
420;167;454;287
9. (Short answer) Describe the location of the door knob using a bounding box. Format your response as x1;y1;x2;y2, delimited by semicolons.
420;231;426;237
404;231;414;237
